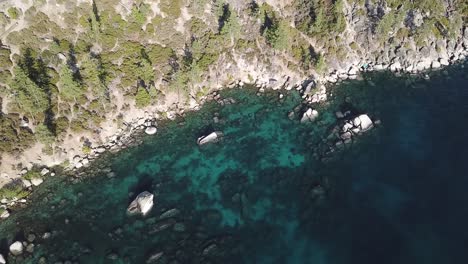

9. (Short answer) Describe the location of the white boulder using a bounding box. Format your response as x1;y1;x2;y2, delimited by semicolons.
0;209;9;219
31;177;44;186
357;114;373;132
40;168;50;176
9;241;24;256
197;132;223;145
22;179;32;188
439;58;450;66
431;61;441;69
390;61;401;72
145;126;157;135
353;116;361;127
342;122;354;132
348;66;359;75
127;191;154;216
0;254;5;264
300;108;319;123
75;162;83;169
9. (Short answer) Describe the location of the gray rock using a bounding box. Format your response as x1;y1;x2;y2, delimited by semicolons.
127;191;154;216
439;58;449;66
340;131;352;140
390;61;402;72
173;223;186;232
357;114;374;132
9;241;23;256
40;168;50;176
203;244;218;255
160;208;180;219
0;209;9;219
146;252;164;264
26;243;34;253
27;233;36;242
145;127;157;135
42;232;51;239
197;131;223;145
300;108;319;123
31;177;44;186
22;179;32;188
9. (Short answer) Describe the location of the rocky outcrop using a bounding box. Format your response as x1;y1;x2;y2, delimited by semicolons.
338;114;375;144
127;191;154;216
197;131;223;145
31;177;44;187
0;208;9;219
300;108;319;123
144;127;157;135
9;241;23;256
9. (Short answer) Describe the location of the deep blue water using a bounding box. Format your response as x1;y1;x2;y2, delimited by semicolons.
0;63;467;264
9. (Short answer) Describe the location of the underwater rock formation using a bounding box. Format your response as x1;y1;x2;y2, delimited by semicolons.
127;191;154;216
197;131;224;145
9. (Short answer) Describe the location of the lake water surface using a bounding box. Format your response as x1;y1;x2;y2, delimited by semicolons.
1;63;468;264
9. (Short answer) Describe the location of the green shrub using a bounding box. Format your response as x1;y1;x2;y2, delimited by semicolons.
314;54;326;74
7;7;20;19
135;87;151;108
35;124;54;145
23;170;42;181
82;145;91;154
54;116;69;136
349;42;359;50
160;0;182;17
0;181;29;199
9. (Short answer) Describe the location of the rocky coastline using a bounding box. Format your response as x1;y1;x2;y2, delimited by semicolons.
1;35;468;218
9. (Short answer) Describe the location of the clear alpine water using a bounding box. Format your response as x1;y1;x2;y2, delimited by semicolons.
1;63;468;264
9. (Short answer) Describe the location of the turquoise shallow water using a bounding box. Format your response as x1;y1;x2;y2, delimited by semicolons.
1;63;468;264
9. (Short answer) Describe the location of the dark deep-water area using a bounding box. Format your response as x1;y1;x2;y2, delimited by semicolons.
1;63;468;264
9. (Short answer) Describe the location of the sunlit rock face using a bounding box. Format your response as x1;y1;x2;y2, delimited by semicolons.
127;191;154;216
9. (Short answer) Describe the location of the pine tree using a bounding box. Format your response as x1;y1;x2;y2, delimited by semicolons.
10;67;49;122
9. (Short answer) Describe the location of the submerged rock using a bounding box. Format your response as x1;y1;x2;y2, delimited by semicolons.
9;241;24;256
150;219;176;234
159;208;180;219
197;131;223;145
127;191;154;216
202;243;218;255
146;251;164;263
26;243;34;253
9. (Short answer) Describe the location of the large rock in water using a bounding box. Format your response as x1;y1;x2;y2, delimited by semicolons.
145;127;157;135
197;131;223;145
127;191;154;216
0;253;5;264
10;241;24;256
357;114;373;132
300;108;319;123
